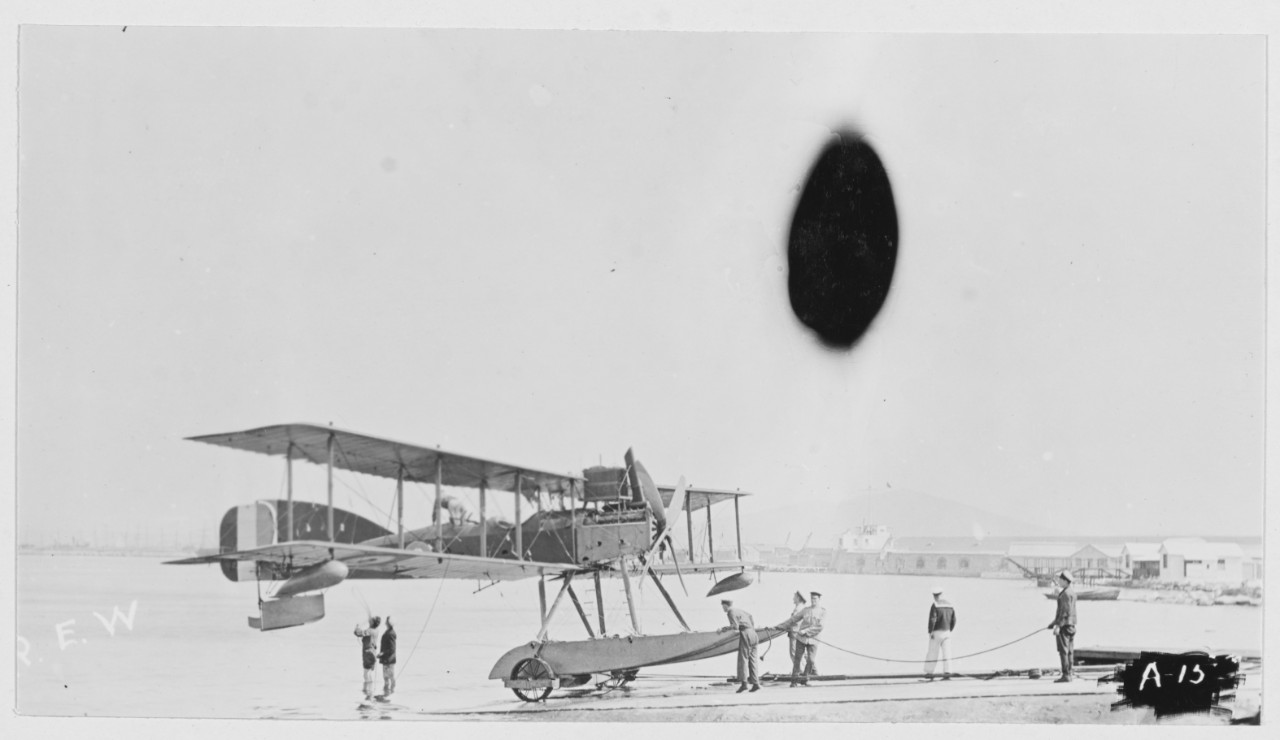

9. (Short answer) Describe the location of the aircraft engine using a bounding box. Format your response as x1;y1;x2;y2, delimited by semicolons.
276;560;350;598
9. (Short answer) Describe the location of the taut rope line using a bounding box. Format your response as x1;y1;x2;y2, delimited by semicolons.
813;626;1050;664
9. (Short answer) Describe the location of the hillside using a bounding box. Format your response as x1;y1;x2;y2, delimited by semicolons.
739;488;1062;547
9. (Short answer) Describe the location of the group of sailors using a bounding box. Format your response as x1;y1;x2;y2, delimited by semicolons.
351;571;1080;700
719;590;827;693
719;570;1079;693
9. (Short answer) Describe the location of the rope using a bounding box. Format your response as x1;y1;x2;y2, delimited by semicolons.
396;559;450;677
813;627;1050;664
350;583;373;621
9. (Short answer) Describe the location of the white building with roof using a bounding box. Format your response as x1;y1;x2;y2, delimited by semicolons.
1158;539;1246;583
1121;542;1162;579
1241;542;1263;581
1007;542;1080;576
1068;544;1123;576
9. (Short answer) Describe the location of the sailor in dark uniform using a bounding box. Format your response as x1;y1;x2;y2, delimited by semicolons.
378;616;397;699
719;599;761;693
924;586;957;680
1048;570;1078;682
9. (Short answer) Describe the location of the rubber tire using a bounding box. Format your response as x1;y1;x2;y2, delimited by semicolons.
511;657;554;703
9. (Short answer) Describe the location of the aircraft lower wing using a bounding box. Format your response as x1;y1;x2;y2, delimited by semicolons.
166;541;581;582
648;561;763;575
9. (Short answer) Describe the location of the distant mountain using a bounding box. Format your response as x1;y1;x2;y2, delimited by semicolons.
739;488;1062;547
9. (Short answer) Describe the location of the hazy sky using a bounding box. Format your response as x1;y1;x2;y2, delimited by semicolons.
16;28;1264;541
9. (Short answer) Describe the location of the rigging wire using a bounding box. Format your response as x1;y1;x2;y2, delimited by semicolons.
350;583;373;621
396;560;451;678
331;445;393;527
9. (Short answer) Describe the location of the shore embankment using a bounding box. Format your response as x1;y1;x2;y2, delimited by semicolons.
1105;581;1263;607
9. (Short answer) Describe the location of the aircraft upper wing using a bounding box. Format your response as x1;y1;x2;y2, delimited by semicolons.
188;424;582;498
165;541;581;581
657;485;750;512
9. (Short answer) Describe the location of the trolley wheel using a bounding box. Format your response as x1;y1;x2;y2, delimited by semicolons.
511;657;554;702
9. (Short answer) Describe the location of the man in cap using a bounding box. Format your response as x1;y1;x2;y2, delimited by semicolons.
1048;570;1077;682
776;591;825;686
719;599;761;693
923;587;957;681
786;591;807;664
376;616;397;700
353;615;383;701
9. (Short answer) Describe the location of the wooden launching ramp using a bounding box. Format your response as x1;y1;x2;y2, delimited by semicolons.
412;662;1261;724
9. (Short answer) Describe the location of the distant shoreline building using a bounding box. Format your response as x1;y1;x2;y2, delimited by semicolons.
1157;539;1247;583
750;526;1262;584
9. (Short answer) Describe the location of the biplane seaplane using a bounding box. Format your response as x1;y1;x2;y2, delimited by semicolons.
166;423;780;701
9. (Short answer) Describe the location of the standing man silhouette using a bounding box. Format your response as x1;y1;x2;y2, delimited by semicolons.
786;591;807;664
776;591;825;686
353;615;383;701
923;586;957;681
377;616;397;700
1049;571;1078;682
720;599;761;693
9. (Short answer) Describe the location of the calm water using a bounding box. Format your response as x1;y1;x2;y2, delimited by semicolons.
16;554;1263;719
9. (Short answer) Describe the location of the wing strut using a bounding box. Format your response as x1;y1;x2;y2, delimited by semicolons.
647;569;690;632
327;431;336;542
538;575;547;624
687;494;696;564
479;479;488;557
514;473;523;560
396;465;405;549
434;456;444;552
566;583;595;638
620;564;642;634
593;571;607;636
706;499;714;563
286;443;295;541
734;495;743;561
535;572;575;642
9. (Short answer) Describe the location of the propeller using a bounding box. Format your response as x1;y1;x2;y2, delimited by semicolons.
637;476;689;596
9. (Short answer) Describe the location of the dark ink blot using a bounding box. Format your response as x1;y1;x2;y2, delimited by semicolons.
787;131;897;349
1111;652;1242;719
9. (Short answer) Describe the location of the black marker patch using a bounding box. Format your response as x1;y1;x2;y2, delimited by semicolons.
787;132;897;349
1111;651;1241;719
